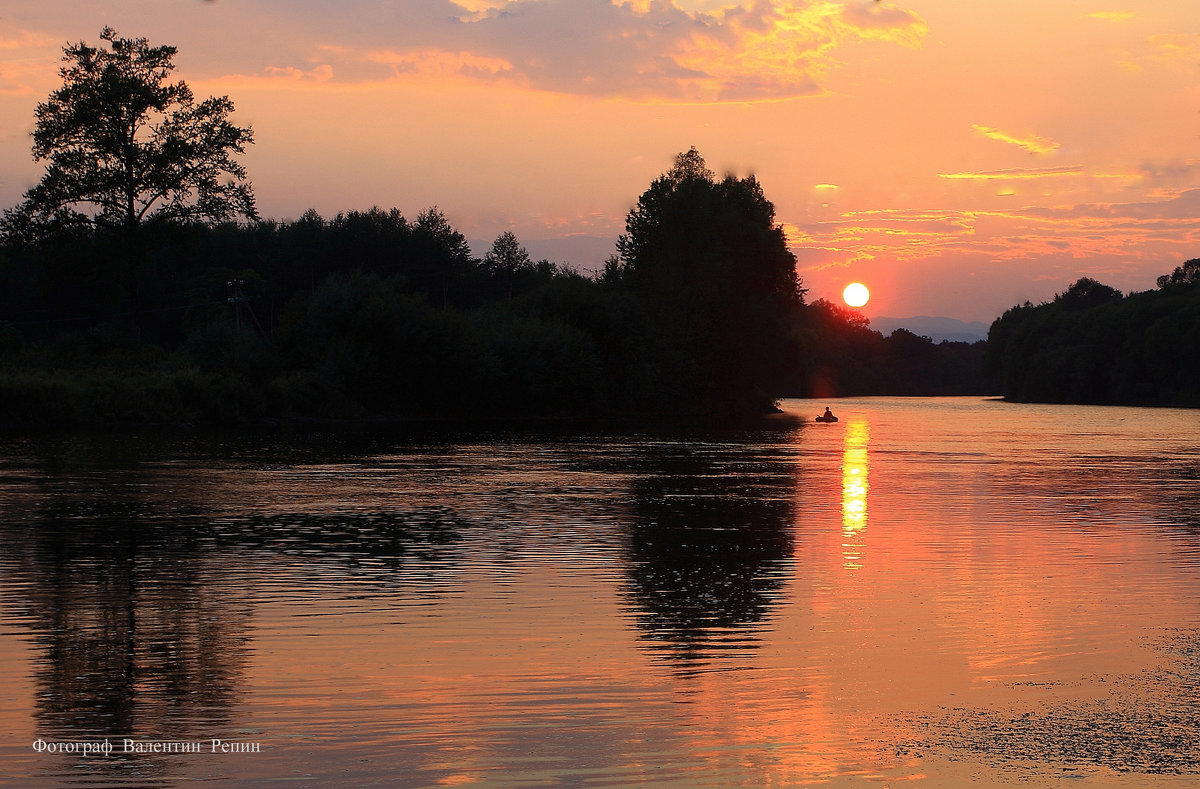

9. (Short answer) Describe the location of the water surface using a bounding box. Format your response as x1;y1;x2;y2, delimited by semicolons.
2;397;1199;787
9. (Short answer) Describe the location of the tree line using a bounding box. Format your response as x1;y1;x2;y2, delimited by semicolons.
0;165;989;426
0;29;990;425
986;263;1200;406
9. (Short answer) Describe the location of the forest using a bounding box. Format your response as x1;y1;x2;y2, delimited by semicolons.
0;195;991;427
0;28;989;426
986;264;1200;407
7;28;1200;426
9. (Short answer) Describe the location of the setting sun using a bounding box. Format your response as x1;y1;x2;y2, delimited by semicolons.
843;282;870;308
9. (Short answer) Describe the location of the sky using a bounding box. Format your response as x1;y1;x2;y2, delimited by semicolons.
1;0;1198;323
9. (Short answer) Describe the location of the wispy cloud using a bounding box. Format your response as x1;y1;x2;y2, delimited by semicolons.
263;64;335;82
0;28;56;50
972;124;1060;154
839;0;927;46
1145;32;1200;66
1136;159;1200;190
0;24;58;95
791;190;1200;318
226;0;927;103
940;166;1082;181
1085;11;1136;22
367;49;515;82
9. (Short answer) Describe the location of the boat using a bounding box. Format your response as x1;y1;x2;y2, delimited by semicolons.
815;414;839;423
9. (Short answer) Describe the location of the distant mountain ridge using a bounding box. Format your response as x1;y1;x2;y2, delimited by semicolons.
870;315;990;343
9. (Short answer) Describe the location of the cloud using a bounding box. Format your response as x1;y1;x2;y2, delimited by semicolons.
1136;159;1200;190
839;1;927;46
263;64;335;82
225;0;927;103
791;193;1200;320
792;190;1200;276
367;49;514;82
972;125;1060;154
1145;33;1200;67
0;26;59;95
0;29;57;50
1148;33;1200;52
1085;11;1135;22
940;166;1082;181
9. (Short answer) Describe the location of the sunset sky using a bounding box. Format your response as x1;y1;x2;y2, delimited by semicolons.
1;0;1198;322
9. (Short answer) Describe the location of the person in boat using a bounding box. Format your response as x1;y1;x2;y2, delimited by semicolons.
822;406;835;420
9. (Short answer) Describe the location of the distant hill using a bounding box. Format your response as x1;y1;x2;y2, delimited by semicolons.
869;316;990;343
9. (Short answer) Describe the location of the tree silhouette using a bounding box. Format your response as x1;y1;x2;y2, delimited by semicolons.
1;27;256;243
612;148;802;413
1053;277;1123;311
986;265;1200;406
483;231;533;278
1157;258;1200;289
483;231;534;299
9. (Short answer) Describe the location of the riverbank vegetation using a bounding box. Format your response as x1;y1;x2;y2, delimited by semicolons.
0;30;989;426
987;265;1200;406
0;161;991;427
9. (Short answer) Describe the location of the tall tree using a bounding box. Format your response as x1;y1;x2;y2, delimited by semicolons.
1;27;256;242
483;231;533;278
483;230;534;299
613;148;802;413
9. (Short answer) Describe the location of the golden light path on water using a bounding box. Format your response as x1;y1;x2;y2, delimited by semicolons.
842;419;869;570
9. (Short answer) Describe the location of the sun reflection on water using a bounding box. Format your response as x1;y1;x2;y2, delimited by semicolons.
841;420;869;570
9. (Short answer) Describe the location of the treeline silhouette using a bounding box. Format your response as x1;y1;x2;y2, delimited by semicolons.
0;207;989;426
987;264;1200;406
793;299;988;398
0;208;628;423
0;149;995;425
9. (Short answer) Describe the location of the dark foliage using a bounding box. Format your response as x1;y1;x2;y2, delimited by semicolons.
0;207;664;424
0;125;1000;426
1157;258;1200;289
1;28;255;242
787;299;989;398
987;274;1200;406
610;147;803;414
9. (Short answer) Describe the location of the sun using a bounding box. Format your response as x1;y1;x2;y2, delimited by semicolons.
843;282;870;308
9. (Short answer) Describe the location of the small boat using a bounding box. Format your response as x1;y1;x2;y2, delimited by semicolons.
815;414;839;423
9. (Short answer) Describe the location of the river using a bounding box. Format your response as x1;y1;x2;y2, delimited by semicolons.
1;397;1198;787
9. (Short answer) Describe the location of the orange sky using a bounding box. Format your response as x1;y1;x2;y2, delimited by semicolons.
2;1;1198;322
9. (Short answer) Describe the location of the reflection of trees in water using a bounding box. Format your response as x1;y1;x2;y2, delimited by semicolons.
0;483;252;739
0;498;252;784
621;434;798;671
1148;460;1200;565
3;510;467;731
1158;461;1200;530
0;434;470;784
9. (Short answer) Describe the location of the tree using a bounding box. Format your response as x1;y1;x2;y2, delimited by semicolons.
483;230;534;299
1157;258;1200;289
410;207;475;307
1053;277;1123;311
612;147;802;412
1;27;256;242
483;231;533;278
